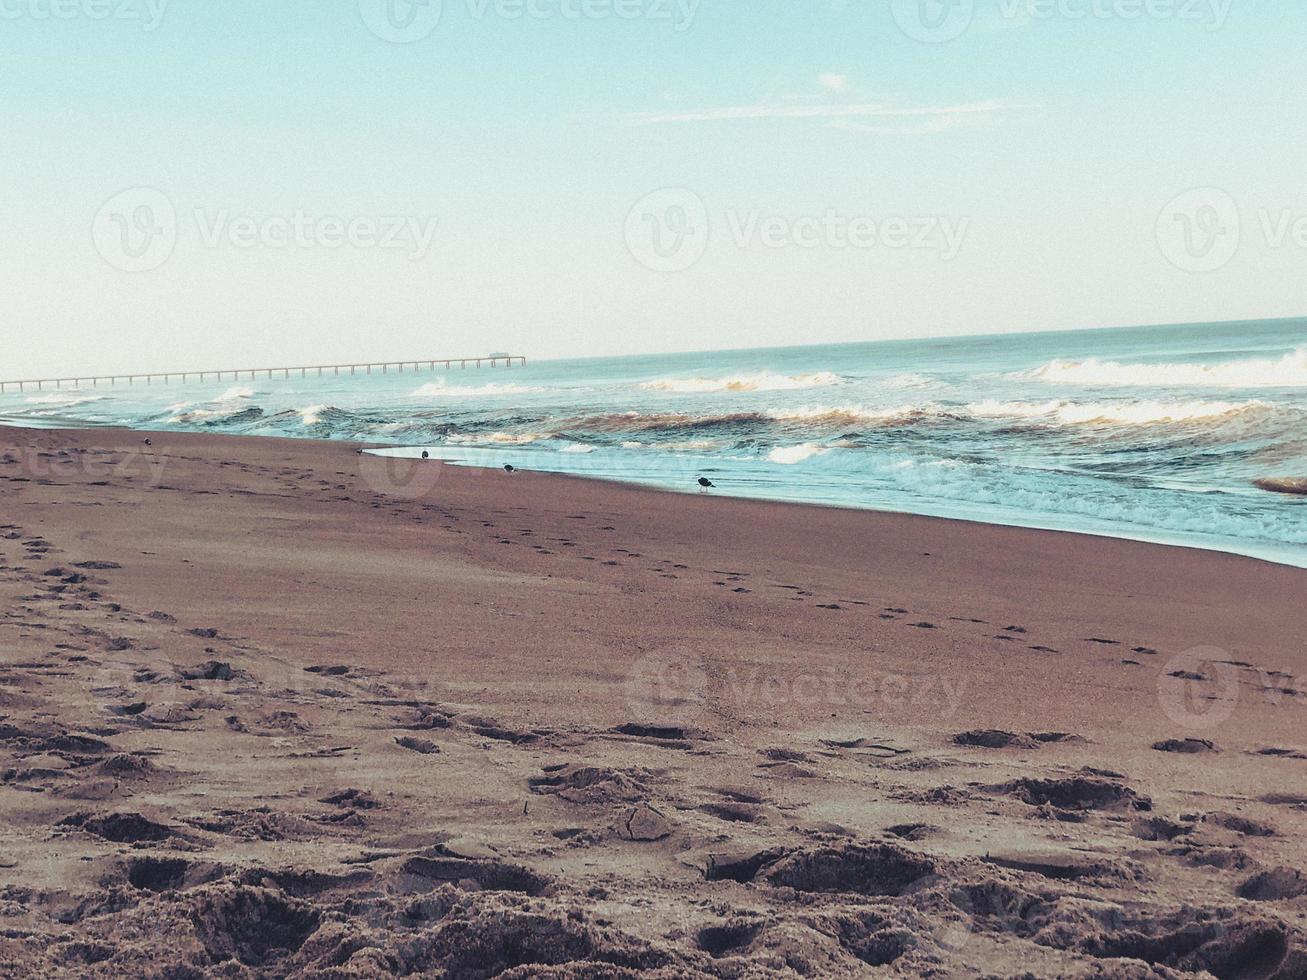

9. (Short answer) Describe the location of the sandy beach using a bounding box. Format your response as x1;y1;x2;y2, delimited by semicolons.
2;423;1305;978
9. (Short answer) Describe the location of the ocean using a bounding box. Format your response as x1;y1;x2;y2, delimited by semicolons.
4;318;1305;567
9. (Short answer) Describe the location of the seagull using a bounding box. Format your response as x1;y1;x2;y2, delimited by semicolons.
697;477;714;492
504;464;516;474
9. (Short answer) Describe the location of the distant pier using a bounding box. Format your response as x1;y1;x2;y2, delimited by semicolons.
0;356;528;394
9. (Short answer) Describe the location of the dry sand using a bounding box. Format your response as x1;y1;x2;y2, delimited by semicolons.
1;424;1306;978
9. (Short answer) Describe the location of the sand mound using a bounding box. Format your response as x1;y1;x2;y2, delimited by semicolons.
62;811;175;843
1153;737;1219;754
760;843;937;896
998;776;1151;812
529;764;648;804
400;856;553;897
954;729;1040;750
1238;867;1307;902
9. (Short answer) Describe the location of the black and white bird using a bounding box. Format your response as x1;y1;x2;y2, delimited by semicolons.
421;451;430;459
504;464;516;474
697;476;714;492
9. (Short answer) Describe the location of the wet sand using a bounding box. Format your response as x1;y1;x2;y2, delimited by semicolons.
1;424;1306;977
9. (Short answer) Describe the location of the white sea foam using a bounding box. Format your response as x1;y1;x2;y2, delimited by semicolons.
640;371;843;394
768;404;944;425
1019;347;1307;388
767;443;828;465
217;385;254;401
767;398;1270;429
966;398;1269;426
445;431;546;445
299;405;328;425
663;439;726;452
879;372;938;390
23;393;103;406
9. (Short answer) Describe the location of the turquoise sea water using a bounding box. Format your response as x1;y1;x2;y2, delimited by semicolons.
4;319;1305;566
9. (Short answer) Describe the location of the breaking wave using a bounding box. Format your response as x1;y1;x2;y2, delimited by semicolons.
639;371;843;393
965;398;1274;427
768;443;827;464
1020;347;1307;388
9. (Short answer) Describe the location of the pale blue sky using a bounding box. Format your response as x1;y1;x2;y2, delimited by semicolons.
2;0;1305;376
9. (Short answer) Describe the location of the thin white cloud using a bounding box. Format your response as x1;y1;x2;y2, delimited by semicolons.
828;109;1006;136
630;98;1021;128
818;73;850;93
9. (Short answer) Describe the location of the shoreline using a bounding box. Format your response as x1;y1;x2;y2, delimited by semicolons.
373;443;1307;571
2;423;1306;976
7;416;1303;570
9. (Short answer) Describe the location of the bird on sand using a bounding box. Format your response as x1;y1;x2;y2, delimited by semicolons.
143;438;152;447
504;464;516;473
697;476;714;492
421;451;429;459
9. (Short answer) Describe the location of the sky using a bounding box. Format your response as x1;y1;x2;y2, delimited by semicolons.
2;0;1306;377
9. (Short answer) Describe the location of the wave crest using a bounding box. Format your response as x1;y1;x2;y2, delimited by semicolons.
1019;347;1307;388
639;371;843;393
966;398;1271;426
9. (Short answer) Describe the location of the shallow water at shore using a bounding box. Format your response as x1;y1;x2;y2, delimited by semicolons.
4;318;1305;565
